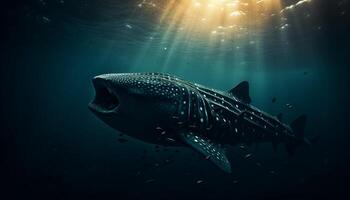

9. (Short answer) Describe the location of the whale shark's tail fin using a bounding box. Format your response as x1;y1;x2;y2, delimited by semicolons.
286;115;307;156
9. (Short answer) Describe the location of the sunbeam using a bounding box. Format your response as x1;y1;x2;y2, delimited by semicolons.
133;0;314;73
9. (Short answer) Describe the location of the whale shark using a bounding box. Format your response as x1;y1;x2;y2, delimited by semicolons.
88;73;310;173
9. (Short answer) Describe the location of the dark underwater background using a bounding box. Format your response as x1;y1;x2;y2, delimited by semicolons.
1;0;349;199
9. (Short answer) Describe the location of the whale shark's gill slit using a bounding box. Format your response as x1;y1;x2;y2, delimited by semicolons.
91;81;119;111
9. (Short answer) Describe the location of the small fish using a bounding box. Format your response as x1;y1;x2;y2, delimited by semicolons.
256;162;262;167
166;137;176;142
125;24;133;29
239;145;246;150
42;16;51;23
272;97;277;103
245;153;252;159
286;103;293;109
117;138;128;143
196;179;204;184
233;180;239;184
177;121;184;125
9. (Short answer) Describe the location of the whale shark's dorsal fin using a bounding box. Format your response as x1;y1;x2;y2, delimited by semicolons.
180;132;232;173
228;81;251;104
277;113;283;122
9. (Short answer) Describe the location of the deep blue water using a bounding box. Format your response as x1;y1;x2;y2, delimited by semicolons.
2;0;350;199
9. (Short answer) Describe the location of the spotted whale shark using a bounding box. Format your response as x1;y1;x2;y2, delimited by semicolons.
88;73;310;173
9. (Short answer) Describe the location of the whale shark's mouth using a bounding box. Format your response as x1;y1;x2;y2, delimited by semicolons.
89;77;120;113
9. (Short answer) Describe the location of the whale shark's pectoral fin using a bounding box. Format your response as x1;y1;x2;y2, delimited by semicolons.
228;81;251;104
180;132;232;173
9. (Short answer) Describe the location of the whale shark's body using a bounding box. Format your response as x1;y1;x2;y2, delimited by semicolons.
89;73;308;173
